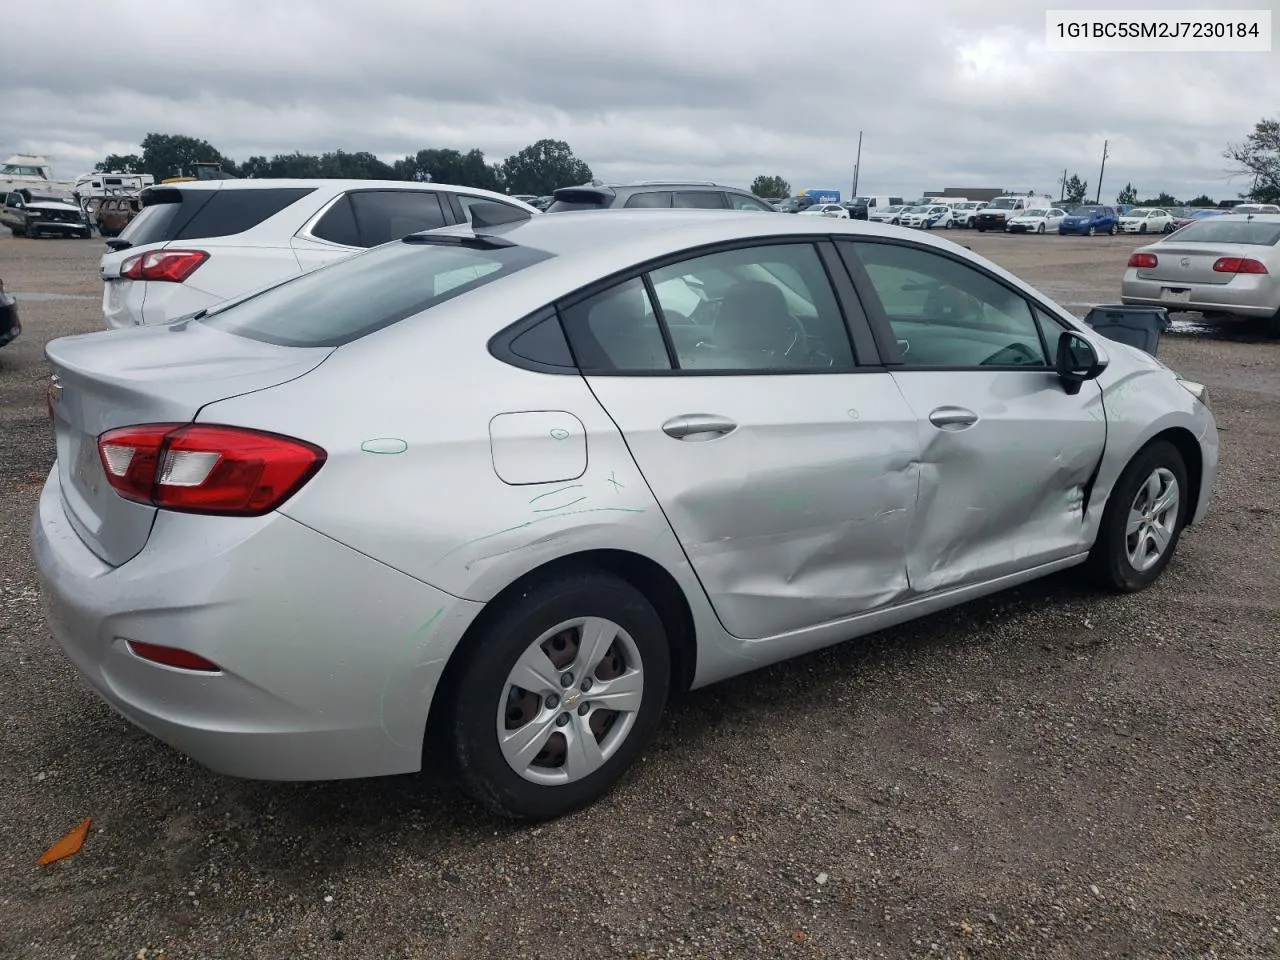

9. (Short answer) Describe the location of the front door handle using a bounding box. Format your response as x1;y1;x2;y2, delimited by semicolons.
661;413;738;441
928;406;978;429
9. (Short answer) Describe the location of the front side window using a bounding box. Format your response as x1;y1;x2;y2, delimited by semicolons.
845;241;1049;368
727;193;775;211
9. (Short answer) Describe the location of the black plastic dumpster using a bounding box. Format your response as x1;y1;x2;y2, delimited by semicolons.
1083;303;1170;357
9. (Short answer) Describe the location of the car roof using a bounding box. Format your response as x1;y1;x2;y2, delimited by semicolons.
143;178;522;197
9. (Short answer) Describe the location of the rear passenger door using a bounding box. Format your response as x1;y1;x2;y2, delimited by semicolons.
560;239;922;641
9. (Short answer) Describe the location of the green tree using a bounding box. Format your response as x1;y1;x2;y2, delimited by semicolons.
750;175;791;198
393;148;503;190
1116;182;1138;205
1063;173;1089;204
138;132;237;180
1138;192;1179;206
94;154;143;173
1224;117;1280;204
1186;194;1216;207
501;139;592;196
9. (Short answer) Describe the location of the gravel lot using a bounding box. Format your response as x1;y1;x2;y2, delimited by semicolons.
1;230;1277;960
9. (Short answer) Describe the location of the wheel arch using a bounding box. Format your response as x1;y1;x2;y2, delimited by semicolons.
423;549;698;761
1145;426;1204;525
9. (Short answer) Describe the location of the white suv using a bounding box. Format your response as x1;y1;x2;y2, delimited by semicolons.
100;179;538;328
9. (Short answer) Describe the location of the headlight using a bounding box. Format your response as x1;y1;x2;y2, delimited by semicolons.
1178;378;1210;410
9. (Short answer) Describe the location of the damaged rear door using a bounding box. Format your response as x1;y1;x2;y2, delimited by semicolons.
561;239;921;641
839;238;1106;595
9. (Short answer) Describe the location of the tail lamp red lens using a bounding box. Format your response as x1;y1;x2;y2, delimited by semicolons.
1128;253;1158;268
119;249;209;283
1212;257;1268;275
125;640;221;672
97;423;326;515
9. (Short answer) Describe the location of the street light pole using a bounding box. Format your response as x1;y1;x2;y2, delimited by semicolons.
851;130;862;197
1095;140;1109;203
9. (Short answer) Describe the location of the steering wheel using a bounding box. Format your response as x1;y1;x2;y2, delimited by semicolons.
981;341;1039;366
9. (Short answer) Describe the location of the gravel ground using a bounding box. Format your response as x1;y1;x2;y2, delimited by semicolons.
1;230;1278;960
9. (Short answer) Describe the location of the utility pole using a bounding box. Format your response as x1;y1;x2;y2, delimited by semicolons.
1060;168;1067;201
1095;140;1109;203
851;130;862;197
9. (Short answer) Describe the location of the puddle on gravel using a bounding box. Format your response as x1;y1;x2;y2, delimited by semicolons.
10;292;93;302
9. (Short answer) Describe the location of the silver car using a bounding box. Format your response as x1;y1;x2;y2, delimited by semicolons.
1121;213;1280;336
33;207;1219;821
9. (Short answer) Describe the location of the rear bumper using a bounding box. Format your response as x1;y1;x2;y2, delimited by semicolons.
1120;272;1279;318
31;470;484;781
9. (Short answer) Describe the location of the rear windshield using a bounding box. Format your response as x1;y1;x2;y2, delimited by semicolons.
1169;219;1280;245
119;186;315;246
199;237;555;347
546;190;611;213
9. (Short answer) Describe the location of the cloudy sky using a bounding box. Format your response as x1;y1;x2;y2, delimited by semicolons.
2;0;1275;202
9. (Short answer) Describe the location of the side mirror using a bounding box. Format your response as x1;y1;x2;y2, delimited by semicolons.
1056;331;1106;395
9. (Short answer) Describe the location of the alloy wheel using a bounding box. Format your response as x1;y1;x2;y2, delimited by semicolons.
1125;467;1180;572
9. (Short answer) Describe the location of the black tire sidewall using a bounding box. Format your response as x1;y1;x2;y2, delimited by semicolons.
448;572;671;820
1092;440;1190;591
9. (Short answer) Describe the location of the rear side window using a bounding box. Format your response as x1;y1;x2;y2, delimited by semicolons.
673;191;727;209
120;187;314;246
349;190;448;246
199;238;555;347
311;195;360;246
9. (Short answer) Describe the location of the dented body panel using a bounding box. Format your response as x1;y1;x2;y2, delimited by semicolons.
888;369;1107;594
584;372;921;639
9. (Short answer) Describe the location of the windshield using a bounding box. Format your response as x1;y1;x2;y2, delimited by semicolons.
1127;208;1154;217
201;237;555;347
1167;219;1280;245
1020;209;1047;218
986;198;1018;209
1067;205;1101;215
28;194;68;204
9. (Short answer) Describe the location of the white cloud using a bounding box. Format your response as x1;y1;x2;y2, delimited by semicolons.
1;0;1273;202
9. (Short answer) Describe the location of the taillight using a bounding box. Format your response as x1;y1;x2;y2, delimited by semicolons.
1128;253;1158;268
119;249;209;283
1212;257;1268;275
97;424;326;515
125;640;221;672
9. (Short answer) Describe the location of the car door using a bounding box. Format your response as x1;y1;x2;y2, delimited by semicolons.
837;238;1107;595
559;239;922;640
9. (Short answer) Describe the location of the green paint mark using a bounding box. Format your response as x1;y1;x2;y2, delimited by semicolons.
549;428;571;440
847;408;861;420
433;506;647;566
533;496;586;512
379;605;444;746
608;471;624;492
361;437;409;455
529;484;584;503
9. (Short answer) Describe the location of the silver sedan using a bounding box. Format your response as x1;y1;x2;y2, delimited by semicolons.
33;207;1219;821
1121;213;1280;336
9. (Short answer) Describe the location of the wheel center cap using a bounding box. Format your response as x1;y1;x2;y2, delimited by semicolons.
563;690;581;708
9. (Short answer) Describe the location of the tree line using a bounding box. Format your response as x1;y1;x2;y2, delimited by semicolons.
98;118;1279;207
96;133;593;197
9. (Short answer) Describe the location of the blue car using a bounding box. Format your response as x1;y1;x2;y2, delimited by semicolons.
1058;203;1120;236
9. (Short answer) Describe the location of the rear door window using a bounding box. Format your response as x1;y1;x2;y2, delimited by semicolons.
200;238;555;347
120;187;315;246
624;191;673;208
349;190;448;246
672;191;727;209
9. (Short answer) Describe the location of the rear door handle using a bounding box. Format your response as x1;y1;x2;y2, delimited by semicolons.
928;406;978;429
661;413;738;441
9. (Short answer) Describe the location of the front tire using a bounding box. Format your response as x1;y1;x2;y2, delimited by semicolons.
1037;222;1046;234
445;571;671;821
1088;225;1096;237
1139;223;1148;234
1086;440;1189;592
1109;224;1117;236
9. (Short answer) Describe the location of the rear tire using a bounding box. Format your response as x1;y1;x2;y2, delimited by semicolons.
444;571;671;821
1086;440;1189;592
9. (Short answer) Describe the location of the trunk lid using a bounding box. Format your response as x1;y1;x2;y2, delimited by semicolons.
1136;242;1259;285
45;320;333;566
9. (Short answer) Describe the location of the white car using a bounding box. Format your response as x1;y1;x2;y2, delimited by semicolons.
800;203;849;219
100;179;539;329
1119;208;1174;235
1007;207;1068;234
901;204;957;229
869;204;908;225
951;201;988;228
